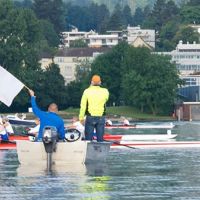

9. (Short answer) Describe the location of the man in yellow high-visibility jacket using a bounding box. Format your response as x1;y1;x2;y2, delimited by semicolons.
79;75;109;142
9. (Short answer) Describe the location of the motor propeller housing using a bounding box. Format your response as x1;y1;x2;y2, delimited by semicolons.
42;126;58;153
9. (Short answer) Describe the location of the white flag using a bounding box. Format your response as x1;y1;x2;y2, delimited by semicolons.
0;66;24;107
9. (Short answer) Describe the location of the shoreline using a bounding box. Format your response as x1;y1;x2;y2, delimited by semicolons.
3;112;177;122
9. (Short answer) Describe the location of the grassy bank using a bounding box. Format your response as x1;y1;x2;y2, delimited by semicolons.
62;106;174;121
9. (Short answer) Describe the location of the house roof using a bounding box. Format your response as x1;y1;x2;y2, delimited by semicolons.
56;47;112;57
131;36;153;49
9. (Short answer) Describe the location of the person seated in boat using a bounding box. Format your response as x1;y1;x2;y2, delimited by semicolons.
2;117;14;135
28;118;40;136
28;89;65;141
105;118;113;126
14;113;20;119
21;113;26;120
121;117;130;126
68;116;85;139
0;117;12;141
0;126;9;141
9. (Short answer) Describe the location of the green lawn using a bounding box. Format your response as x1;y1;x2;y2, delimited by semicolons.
62;106;174;121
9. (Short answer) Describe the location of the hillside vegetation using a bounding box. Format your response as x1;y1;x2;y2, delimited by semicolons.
63;0;188;12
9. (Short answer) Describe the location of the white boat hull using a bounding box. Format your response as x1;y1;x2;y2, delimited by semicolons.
103;133;177;141
16;140;111;165
121;134;177;141
105;123;175;129
111;141;200;149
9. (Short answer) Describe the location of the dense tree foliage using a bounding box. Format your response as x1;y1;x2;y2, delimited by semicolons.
0;0;67;112
120;48;181;114
35;63;68;109
13;0;32;8
33;0;66;34
65;3;110;33
142;0;200;50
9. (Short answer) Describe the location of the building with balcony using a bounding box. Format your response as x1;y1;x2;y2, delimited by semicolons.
61;28;96;47
88;34;119;48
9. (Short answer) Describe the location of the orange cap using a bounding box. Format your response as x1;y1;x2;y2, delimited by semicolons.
91;75;101;84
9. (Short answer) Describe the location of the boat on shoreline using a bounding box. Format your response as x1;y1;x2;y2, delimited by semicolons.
6;114;35;126
105;122;175;129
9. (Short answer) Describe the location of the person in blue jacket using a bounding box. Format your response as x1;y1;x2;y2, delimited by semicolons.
28;89;65;141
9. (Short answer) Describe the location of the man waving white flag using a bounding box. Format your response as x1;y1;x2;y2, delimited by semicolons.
0;66;24;107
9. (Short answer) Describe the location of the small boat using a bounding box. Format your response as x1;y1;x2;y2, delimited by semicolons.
105;122;175;129
112;141;200;149
16;140;111;165
103;133;177;141
6;114;36;126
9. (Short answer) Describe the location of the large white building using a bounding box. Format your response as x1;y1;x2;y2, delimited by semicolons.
127;26;155;49
61;26;155;48
157;40;200;76
61;28;96;47
157;40;200;101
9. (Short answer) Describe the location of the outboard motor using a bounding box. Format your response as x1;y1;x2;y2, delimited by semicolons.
42;126;58;172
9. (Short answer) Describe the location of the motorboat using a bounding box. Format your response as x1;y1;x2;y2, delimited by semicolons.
6;114;36;126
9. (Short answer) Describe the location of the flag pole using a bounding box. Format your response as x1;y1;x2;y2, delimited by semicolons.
23;84;31;91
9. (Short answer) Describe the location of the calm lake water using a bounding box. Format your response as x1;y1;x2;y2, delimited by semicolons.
1;121;200;200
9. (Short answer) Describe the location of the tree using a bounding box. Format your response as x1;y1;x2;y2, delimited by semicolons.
65;3;110;32
143;0;179;31
133;7;144;26
122;5;133;26
121;47;181;114
39;19;60;48
65;4;90;31
180;5;200;24
106;4;125;30
187;0;200;6
33;0;65;33
159;20;181;50
36;63;68;109
0;0;63;112
173;26;200;44
13;0;32;8
0;1;42;75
